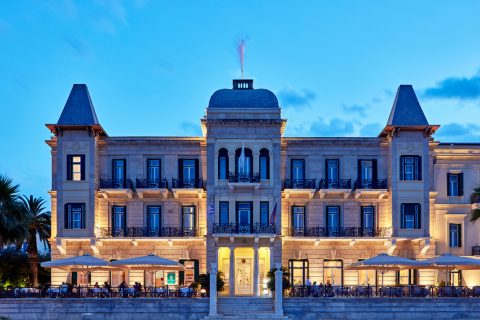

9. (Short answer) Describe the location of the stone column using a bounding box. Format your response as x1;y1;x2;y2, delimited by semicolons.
209;263;218;317
274;263;283;315
229;247;235;296
253;151;259;177
253;246;259;296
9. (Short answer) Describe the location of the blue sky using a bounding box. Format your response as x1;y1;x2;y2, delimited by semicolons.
1;0;480;203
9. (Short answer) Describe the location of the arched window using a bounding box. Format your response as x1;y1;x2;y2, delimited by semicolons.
259;148;270;180
235;147;253;178
218;148;229;179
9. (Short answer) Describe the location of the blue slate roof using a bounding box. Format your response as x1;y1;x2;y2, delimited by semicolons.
387;85;429;126
208;80;279;109
57;84;100;125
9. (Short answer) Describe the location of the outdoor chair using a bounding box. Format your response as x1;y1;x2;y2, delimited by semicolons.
472;286;480;297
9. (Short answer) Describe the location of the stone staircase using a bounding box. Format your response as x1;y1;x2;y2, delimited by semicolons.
203;297;289;319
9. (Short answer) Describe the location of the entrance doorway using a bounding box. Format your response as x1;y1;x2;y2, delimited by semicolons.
235;248;254;295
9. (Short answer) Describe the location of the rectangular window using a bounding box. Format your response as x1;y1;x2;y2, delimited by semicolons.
447;173;463;197
326;206;340;235
400;156;421;181
219;202;229;225
326;159;339;181
449;223;462;248
112;206;126;233
182;159;196;187
147;206;161;229
291;159;305;182
260;202;269;225
182;206;196;229
292;206;305;230
260;156;268;180
400;203;421;229
323;259;343;286
361;206;375;229
112;159;126;187
67;155;85;181
147;159;161;183
64;203;85;229
237;202;252;228
289;259;309;286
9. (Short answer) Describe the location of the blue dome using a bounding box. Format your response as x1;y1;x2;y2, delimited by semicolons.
208;80;279;109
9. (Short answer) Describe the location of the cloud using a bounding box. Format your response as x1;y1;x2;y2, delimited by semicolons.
309;118;354;137
65;37;92;58
359;122;382;137
277;88;316;109
180;121;202;136
435;123;480;142
423;73;480;100
342;104;369;117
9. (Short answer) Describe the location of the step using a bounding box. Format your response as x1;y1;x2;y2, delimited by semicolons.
204;315;289;320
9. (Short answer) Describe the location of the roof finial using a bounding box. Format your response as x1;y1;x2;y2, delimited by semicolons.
238;39;246;79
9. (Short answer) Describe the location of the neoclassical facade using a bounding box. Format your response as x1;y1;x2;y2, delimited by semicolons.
46;79;480;294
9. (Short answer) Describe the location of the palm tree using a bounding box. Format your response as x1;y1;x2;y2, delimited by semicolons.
0;174;27;246
470;187;480;222
20;195;51;287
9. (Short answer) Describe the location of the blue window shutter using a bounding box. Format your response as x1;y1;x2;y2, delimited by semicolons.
80;155;86;180
416;156;422;180
64;204;69;229
458;173;464;196
66;156;73;180
81;203;86;229
447;173;452;196
458;225;462;247
400;204;405;229
400;156;405;180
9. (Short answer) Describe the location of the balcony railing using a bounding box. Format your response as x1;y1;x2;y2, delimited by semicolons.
99;178;133;189
228;172;260;183
98;227;203;237
319;179;352;189
354;179;389;190
171;178;204;189
136;178;168;189
213;223;276;234
472;245;480;256
283;179;316;189
283;226;391;238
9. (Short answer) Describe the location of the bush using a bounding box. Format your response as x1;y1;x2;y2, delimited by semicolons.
266;266;290;293
198;271;225;295
0;248;50;287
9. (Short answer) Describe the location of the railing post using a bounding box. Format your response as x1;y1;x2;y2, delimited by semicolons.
274;263;284;316
209;263;218;317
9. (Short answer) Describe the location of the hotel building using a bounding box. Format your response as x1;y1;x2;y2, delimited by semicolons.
45;79;480;295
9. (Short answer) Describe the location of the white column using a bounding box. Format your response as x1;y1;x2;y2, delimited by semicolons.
209;263;218;317
253;247;259;296
274;263;284;315
229;247;235;296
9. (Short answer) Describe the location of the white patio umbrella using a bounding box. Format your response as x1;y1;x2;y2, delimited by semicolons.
109;254;184;272
41;254;108;273
415;253;480;285
346;253;423;287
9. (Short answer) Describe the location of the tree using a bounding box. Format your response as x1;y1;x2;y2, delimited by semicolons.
198;271;225;295
266;266;290;293
20;195;51;287
470;187;480;222
0;174;27;246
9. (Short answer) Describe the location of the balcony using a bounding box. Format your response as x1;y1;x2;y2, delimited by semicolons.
283;179;317;199
283;226;392;238
97;227;203;238
99;178;132;189
213;223;276;235
171;178;205;198
319;179;352;199
98;179;133;199
353;179;388;199
227;172;261;191
472;245;480;256
135;178;169;198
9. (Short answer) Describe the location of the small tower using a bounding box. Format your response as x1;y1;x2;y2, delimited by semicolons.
46;84;106;242
380;85;439;240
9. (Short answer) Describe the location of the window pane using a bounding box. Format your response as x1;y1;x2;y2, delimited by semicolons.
147;160;160;181
260;202;269;225
183;160;196;184
182;206;195;229
327;160;339;180
219;157;227;179
220;202;229;225
292;160;304;181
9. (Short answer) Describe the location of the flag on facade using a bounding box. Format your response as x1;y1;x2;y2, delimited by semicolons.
208;198;215;216
239;141;246;177
269;202;278;225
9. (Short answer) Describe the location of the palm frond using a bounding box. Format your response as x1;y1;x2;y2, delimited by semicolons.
470;208;480;222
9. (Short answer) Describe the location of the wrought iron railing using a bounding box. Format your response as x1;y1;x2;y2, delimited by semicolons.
97;227;203;237
354;179;389;190
283;179;316;189
472;245;480;256
171;178;204;189
99;178;133;189
228;172;260;183
213;223;276;234
283;226;391;238
136;178;168;189
319;178;352;189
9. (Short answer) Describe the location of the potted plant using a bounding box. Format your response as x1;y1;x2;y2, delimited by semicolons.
198;271;225;296
266;266;290;294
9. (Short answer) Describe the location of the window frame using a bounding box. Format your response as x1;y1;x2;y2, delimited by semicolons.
447;173;463;197
400;203;421;229
64;203;86;229
289;259;309;286
291;205;305;230
449;223;462;248
360;206;375;229
112;159;127;188
326;205;341;235
112;205;127;233
260;202;269;226
400;155;422;181
182;205;196;230
146;206;161;230
291;159;305;182
218;149;229;180
67;155;85;181
219;201;229;225
147;159;161;183
259;149;270;180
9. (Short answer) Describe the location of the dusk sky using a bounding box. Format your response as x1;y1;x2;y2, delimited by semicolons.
2;1;480;204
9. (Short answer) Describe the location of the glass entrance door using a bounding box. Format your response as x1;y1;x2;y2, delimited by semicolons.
235;258;253;295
